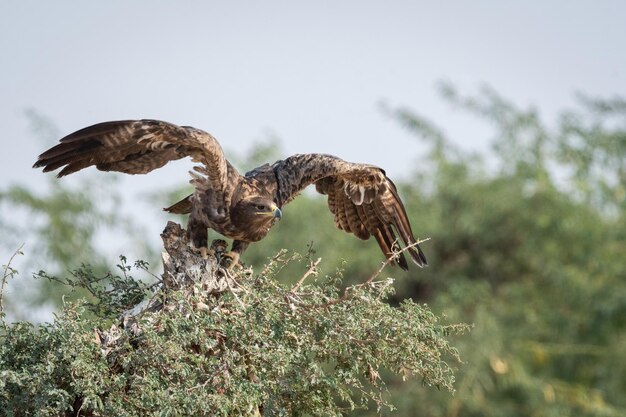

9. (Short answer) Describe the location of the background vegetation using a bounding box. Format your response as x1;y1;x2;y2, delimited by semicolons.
1;84;625;415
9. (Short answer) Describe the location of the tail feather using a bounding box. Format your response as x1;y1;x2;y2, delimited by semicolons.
164;195;193;214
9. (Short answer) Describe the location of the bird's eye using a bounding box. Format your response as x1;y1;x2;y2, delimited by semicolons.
256;204;266;210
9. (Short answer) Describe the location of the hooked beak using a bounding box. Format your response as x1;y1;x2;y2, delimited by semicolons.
272;205;282;220
256;203;282;219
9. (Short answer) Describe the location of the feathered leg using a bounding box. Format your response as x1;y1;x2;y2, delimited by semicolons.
187;217;208;248
185;217;212;258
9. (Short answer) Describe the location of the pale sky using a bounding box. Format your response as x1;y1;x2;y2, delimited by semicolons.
1;0;625;270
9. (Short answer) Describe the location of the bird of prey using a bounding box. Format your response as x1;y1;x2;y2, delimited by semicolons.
33;119;427;269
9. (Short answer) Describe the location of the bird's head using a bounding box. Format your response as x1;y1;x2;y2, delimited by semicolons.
231;196;282;230
252;198;282;220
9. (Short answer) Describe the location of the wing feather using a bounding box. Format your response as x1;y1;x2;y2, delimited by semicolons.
34;119;231;194
333;182;349;232
273;153;427;269
363;202;409;269
342;190;369;240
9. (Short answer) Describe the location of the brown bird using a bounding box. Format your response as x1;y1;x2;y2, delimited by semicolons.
33;119;427;269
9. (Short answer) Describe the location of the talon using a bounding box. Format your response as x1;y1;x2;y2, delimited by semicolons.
221;251;240;269
188;243;215;260
199;247;214;259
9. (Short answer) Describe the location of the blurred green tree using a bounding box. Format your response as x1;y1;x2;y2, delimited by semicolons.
358;84;626;416
0;110;151;317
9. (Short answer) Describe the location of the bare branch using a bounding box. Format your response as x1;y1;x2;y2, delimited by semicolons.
259;249;289;277
1;243;25;331
290;257;321;294
320;238;430;308
223;269;246;309
366;238;430;285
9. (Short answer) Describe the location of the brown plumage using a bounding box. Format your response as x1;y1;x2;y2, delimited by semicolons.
33;119;427;269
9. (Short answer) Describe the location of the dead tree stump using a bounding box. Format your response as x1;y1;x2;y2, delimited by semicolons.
96;221;238;354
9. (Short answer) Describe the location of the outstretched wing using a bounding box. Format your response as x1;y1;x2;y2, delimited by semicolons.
272;154;427;270
33;119;230;194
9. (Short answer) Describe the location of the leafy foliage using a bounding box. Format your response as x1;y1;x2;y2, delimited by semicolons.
0;250;465;416
33;256;153;320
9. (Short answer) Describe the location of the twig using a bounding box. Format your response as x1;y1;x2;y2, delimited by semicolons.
366;238;430;285
1;244;25;331
259;249;289;277
290;257;321;294
320;238;430;308
223;269;246;309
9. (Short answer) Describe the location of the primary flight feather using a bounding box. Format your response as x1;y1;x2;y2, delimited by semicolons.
33;119;427;269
